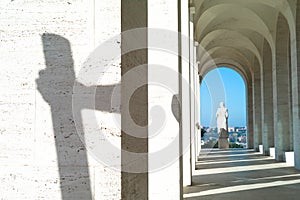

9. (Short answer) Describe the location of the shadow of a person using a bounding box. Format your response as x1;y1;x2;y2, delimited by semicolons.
37;33;182;199
36;33;93;200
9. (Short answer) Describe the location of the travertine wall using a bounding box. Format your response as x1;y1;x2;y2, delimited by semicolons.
0;0;121;199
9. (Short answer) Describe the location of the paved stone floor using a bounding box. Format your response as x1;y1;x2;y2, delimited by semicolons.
184;149;300;200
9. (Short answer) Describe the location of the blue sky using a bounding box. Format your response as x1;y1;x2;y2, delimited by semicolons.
200;67;246;127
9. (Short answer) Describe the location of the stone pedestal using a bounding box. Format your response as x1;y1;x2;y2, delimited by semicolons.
218;129;229;149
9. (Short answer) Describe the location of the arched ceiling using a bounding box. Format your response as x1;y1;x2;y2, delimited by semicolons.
195;4;275;47
200;29;263;67
200;47;253;75
201;58;252;86
191;0;296;81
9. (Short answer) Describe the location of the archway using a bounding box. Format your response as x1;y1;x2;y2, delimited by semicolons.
200;67;247;149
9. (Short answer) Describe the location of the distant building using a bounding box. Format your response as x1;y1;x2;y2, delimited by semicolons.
228;127;236;132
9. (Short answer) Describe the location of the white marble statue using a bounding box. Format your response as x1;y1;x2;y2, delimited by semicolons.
216;102;228;134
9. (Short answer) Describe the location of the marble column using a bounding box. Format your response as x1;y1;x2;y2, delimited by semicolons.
121;1;148;199
294;1;300;170
194;46;200;158
195;67;201;155
253;58;262;151
247;82;254;149
181;0;192;187
273;14;292;161
261;40;274;155
148;0;182;199
189;21;197;175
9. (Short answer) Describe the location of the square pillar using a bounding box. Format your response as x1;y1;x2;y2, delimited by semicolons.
253;58;262;151
247;83;254;149
122;1;184;199
148;0;182;199
121;1;148;199
261;41;274;155
193;46;200;158
181;0;192;187
189;21;197;175
274;15;292;162
294;2;300;170
195;67;201;156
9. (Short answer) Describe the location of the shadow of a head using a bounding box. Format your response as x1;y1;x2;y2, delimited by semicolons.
36;33;75;104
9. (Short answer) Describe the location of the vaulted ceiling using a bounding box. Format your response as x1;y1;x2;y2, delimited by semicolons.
191;0;297;84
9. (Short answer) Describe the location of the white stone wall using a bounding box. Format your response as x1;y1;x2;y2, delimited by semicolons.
0;0;121;199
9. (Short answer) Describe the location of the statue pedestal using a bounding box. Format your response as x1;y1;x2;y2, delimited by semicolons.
218;129;229;149
218;137;229;149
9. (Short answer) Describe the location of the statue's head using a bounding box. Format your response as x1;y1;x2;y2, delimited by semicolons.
220;102;225;108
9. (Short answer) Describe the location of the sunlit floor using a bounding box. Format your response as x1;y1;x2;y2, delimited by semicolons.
184;148;300;200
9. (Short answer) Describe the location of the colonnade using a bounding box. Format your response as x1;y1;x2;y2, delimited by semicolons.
120;0;300;199
121;0;200;199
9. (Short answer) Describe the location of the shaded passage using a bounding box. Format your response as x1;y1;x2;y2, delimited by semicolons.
184;149;300;200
